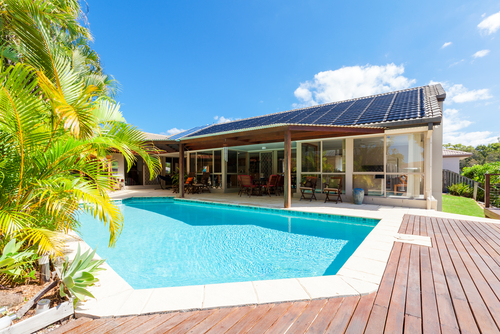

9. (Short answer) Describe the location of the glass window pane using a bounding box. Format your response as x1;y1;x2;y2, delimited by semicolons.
189;153;196;173
238;152;247;174
353;137;384;172
322;139;345;172
301;142;320;173
227;150;237;173
249;153;260;180
214;150;222;173
197;151;213;173
386;133;424;173
353;174;384;196
277;149;297;173
322;175;345;194
386;174;424;199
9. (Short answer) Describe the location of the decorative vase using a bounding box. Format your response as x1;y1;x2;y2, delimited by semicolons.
353;188;364;205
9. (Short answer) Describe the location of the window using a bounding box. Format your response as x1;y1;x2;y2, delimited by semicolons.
386;133;424;173
301;142;320;173
386;133;425;198
353;137;384;172
353;174;384;197
322;139;345;173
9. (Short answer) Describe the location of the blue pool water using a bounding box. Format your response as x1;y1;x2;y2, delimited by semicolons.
78;198;378;289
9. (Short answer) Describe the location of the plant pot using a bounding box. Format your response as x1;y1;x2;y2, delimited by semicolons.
353;188;364;205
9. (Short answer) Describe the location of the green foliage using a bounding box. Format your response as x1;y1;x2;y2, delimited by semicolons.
0;0;161;255
447;183;473;198
444;140;500;170
59;244;105;303
462;162;500;184
0;239;38;283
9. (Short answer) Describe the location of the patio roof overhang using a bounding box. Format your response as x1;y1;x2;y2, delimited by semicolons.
179;124;385;151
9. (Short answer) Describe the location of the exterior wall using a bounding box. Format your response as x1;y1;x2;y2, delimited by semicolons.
432;124;443;210
111;153;125;177
443;157;460;174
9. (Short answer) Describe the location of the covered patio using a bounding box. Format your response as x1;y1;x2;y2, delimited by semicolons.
177;124;384;208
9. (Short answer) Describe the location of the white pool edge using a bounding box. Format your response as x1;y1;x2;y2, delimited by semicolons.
70;199;430;318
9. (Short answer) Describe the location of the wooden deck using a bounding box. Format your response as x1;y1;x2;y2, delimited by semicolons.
53;215;500;333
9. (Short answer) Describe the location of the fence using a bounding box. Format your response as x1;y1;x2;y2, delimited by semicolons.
485;174;500;208
442;169;484;200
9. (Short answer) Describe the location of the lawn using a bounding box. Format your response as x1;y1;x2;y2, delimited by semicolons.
442;194;485;218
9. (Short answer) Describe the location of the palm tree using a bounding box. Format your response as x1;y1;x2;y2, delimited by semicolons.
0;0;160;255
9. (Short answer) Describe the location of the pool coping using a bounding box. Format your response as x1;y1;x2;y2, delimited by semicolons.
72;196;431;318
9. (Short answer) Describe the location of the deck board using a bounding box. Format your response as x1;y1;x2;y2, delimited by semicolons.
59;215;500;333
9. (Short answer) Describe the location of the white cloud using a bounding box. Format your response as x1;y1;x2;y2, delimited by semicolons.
447;84;492;103
162;128;185;136
443;108;498;146
472;49;490;58
432;81;493;104
449;59;464;67
443;109;472;132
478;11;500;35
214;116;234;124
441;42;452;49
293;64;416;107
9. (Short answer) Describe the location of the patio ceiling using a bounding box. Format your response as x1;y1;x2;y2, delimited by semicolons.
179;124;385;151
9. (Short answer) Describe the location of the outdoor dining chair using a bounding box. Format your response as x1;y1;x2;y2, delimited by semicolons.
324;176;343;204
261;174;279;197
300;176;318;201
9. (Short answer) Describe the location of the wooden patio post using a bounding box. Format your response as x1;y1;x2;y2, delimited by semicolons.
284;129;292;208
179;144;185;198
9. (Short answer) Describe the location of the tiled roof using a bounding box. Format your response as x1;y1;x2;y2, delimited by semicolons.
142;132;171;141
181;84;445;139
443;149;473;157
169;125;211;140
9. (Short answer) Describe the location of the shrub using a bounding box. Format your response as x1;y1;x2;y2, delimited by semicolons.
0;239;38;284
59;245;106;303
462;162;500;184
448;183;473;198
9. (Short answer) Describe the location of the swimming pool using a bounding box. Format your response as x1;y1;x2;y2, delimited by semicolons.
78;198;379;289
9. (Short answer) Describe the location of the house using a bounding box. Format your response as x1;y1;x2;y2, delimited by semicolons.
112;84;446;210
442;149;473;174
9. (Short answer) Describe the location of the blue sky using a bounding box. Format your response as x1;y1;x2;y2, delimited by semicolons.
86;0;500;146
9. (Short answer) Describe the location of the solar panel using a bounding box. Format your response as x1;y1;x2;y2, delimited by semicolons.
355;93;395;124
169;125;211;139
385;89;419;121
182;86;436;138
333;98;374;125
313;101;354;125
295;104;337;124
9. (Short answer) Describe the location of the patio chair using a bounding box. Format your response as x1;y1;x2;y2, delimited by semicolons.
184;176;198;194
194;172;211;193
300;176;318;201
324;176;343;204
238;175;261;197
276;174;284;195
394;175;407;195
261;174;279;197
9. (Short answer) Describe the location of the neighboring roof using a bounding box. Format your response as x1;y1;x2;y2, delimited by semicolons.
443;149;473;158
179;84;445;139
142;132;171;141
169;125;211;140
